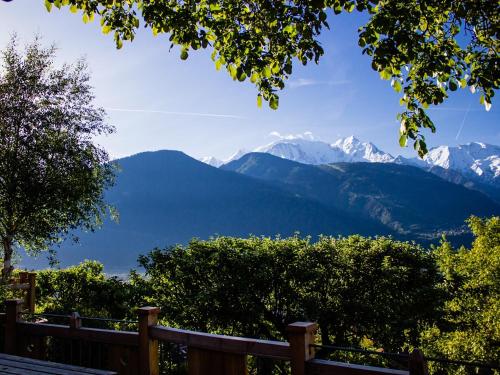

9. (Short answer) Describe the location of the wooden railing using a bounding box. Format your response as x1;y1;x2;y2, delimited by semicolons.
1;299;429;375
5;271;36;313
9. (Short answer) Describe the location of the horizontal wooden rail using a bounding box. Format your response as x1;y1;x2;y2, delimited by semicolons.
7;271;36;313
306;359;409;375
150;325;291;360
5;283;30;290
4;300;427;375
17;322;139;347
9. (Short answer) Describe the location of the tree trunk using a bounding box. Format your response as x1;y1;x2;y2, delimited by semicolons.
2;235;14;283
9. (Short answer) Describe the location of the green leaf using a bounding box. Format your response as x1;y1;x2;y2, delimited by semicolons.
380;69;392;80
269;96;279;110
257;95;263;108
102;25;111;35
215;59;222;71
263;66;272;78
345;2;355;12
449;80;457;91
399;134;408;147
419;17;428;31
250;72;259;83
393;80;402;93
82;13;89;24
237;72;247;82
229;65;237;79
283;25;294;34
180;48;189;60
44;0;52;12
69;4;78;13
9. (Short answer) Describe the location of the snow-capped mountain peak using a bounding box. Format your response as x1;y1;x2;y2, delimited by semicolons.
331;136;394;163
237;134;394;165
200;156;224;168
200;133;499;188
225;149;249;164
254;137;344;165
423;142;500;181
209;134;394;166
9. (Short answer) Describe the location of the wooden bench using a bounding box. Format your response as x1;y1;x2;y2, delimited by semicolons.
0;353;117;374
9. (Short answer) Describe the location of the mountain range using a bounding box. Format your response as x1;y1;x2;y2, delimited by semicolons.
20;149;500;273
202;135;500;202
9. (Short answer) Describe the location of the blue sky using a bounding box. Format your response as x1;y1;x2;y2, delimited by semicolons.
1;2;498;160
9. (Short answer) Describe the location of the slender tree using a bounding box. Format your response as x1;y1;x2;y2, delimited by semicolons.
0;36;115;281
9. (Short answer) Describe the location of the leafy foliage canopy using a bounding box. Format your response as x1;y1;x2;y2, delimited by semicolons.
43;0;499;155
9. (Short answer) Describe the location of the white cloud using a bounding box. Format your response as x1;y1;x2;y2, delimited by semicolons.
269;131;282;138
427;107;482;112
269;131;316;141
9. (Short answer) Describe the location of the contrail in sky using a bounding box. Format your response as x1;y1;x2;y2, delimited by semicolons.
428;106;480;112
105;107;245;119
455;103;472;140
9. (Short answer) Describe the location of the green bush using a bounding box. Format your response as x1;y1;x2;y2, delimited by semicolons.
36;260;132;319
138;234;442;354
421;217;500;374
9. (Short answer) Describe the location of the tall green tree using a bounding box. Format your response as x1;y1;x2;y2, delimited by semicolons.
39;0;499;155
0;36;115;281
421;216;500;374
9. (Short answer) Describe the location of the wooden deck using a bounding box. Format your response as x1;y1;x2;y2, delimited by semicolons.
0;353;117;375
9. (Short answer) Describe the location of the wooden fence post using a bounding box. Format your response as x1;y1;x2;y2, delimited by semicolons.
26;272;36;313
138;306;160;375
286;322;318;375
19;271;27;284
69;312;82;329
409;348;429;375
5;299;23;354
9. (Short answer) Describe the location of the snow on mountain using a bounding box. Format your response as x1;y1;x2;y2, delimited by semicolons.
201;133;394;167
331;136;394;163
199;133;499;186
249;134;395;165
395;142;500;185
423;143;500;182
225;149;249;164
200;156;224;168
255;137;344;164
